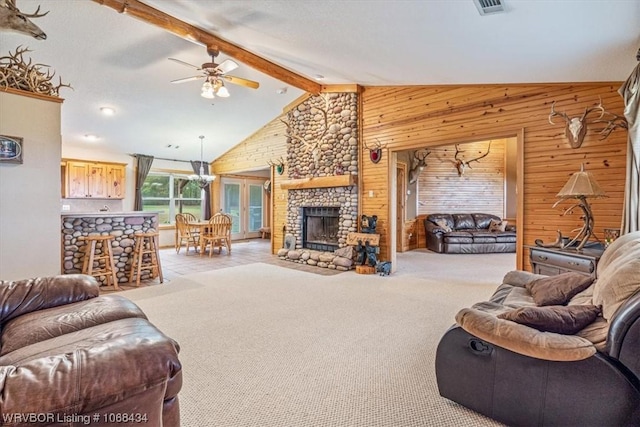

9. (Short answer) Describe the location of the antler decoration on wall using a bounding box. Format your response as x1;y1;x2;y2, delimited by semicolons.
453;142;491;176
0;46;71;96
281;95;329;170
267;157;286;175
409;149;431;184
548;97;627;148
363;138;387;163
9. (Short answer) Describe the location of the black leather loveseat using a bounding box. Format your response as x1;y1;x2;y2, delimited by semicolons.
424;213;515;253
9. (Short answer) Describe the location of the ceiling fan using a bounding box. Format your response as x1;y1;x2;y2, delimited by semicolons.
169;48;260;99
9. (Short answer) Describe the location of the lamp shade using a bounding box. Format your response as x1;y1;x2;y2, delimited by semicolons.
556;164;606;199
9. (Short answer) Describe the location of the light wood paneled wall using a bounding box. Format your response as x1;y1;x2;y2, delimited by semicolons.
211;113;289;251
416;139;506;217
361;84;627;270
211;119;287;175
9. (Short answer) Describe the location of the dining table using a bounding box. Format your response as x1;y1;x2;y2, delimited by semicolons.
188;220;211;255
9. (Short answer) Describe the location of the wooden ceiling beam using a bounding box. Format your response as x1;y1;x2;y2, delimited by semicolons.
92;0;322;94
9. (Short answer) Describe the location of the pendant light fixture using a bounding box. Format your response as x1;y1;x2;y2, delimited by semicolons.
189;135;216;189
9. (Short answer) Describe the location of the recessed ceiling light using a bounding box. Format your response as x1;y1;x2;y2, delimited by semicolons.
314;74;325;81
84;134;98;141
100;107;115;116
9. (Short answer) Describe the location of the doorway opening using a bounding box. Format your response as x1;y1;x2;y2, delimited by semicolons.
390;133;522;270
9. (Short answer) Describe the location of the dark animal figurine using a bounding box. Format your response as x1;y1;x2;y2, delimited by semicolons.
355;239;378;267
355;240;366;265
361;214;378;233
365;240;378;267
376;261;392;276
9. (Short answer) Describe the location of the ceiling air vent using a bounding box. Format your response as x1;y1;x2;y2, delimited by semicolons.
473;0;505;15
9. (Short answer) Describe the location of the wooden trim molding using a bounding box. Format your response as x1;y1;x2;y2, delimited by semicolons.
0;87;64;103
92;0;321;94
279;174;357;190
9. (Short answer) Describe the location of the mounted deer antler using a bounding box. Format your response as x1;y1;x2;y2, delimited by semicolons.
0;0;48;40
453;142;491;176
281;94;329;170
549;98;606;148
409;149;430;184
592;111;629;140
0;46;71;96
267;156;286;175
363;138;387;163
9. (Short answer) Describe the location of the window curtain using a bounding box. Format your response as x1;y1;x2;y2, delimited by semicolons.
134;154;154;211
618;51;640;234
191;160;212;220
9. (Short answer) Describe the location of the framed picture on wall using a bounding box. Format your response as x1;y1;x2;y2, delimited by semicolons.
0;135;23;164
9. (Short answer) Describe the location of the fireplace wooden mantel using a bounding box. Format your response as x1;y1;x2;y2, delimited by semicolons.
279;174;357;190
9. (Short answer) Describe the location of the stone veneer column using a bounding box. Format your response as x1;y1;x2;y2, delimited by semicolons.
280;92;359;270
61;213;158;284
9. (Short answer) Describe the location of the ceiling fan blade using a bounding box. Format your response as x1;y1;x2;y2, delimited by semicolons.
223;75;260;89
215;59;239;74
168;57;201;70
171;75;203;84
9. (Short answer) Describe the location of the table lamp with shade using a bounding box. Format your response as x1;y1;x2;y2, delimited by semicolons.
536;164;607;251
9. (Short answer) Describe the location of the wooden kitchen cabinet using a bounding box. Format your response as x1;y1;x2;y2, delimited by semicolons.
106;164;126;198
64;160;126;199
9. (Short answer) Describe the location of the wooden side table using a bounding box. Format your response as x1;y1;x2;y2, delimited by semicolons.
526;244;605;279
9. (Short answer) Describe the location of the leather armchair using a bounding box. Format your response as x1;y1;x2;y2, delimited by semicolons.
0;275;182;426
435;231;640;426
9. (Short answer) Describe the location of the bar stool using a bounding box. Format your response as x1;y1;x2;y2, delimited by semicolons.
129;231;163;286
82;234;119;290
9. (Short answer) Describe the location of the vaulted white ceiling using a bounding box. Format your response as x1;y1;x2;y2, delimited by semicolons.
2;0;638;163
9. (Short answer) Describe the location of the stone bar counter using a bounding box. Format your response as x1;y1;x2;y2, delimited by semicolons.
61;212;159;284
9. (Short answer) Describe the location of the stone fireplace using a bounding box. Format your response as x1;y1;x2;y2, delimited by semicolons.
277;92;360;270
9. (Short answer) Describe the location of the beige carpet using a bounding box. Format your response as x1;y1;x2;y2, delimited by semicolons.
125;251;514;426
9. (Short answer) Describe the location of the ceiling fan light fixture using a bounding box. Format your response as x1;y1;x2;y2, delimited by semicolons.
201;81;215;99
216;84;230;98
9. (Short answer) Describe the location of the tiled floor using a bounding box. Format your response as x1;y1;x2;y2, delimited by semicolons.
102;238;342;293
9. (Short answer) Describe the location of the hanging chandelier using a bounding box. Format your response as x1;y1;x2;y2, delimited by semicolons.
189;135;216;189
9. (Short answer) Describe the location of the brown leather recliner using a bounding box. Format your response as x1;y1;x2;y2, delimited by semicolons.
435;231;640;426
0;275;182;426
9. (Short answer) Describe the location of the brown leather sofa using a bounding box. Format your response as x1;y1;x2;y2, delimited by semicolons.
435;231;640;426
0;274;182;426
424;213;516;253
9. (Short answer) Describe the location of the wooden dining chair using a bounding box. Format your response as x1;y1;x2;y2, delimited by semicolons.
175;213;200;255
181;212;197;222
201;213;232;257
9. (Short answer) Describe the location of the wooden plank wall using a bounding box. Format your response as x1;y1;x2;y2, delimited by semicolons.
416;139;506;217
361;84;627;270
211;116;289;252
212;119;287;174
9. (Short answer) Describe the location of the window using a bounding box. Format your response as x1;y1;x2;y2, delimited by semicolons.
141;172;203;224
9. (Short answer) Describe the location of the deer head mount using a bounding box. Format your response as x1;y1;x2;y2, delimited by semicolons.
364;138;387;163
267;157;286;175
0;0;48;40
409;149;431;184
452;142;491;176
547;98;628;149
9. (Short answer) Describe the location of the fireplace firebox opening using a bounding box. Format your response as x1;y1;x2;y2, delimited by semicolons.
302;207;340;251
